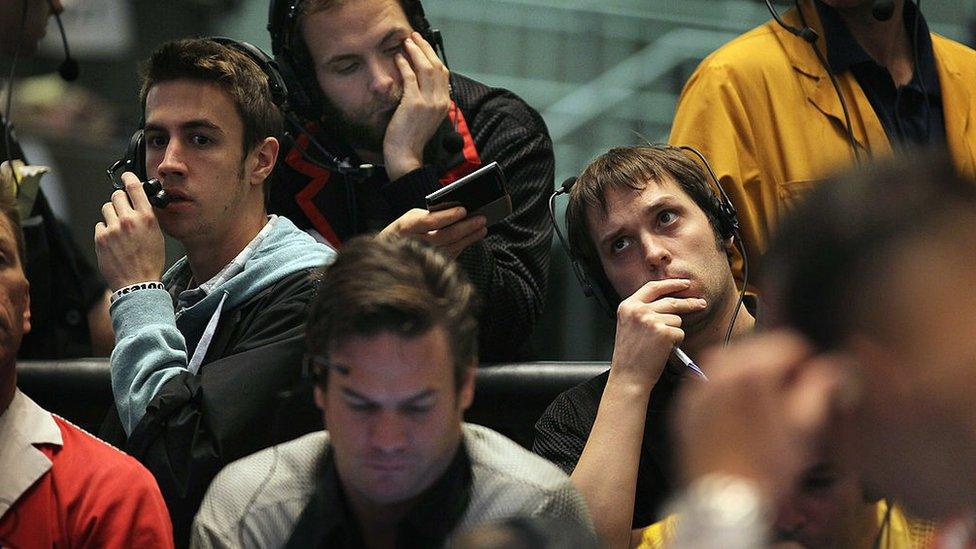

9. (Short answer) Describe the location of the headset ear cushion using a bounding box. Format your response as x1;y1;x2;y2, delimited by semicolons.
126;129;148;182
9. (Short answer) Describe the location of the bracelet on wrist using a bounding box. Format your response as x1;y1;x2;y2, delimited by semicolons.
111;281;165;304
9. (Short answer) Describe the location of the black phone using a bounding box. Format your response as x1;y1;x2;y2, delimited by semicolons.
425;161;511;227
105;129;170;208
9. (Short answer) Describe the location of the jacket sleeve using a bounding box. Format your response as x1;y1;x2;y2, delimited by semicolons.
377;88;554;361
109;288;191;435
532;393;588;475
669;59;764;291
123;272;321;546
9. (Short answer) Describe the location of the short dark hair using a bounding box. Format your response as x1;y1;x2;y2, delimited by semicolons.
565;145;727;306
0;190;25;266
298;0;426;30
139;39;283;158
306;235;480;390
764;151;976;350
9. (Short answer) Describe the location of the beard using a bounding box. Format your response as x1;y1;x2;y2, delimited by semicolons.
322;87;402;153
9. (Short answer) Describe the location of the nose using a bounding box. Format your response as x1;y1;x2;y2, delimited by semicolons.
367;56;397;97
370;410;408;453
640;233;671;275
154;141;187;182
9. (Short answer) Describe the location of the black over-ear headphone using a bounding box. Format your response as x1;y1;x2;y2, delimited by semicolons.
268;0;441;121
548;144;748;344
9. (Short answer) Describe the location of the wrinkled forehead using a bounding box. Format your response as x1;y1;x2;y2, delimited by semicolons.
584;174;691;233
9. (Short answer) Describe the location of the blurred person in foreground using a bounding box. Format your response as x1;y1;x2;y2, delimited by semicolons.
668;151;976;547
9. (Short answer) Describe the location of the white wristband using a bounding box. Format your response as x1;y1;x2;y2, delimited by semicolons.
111;281;165;304
669;474;771;549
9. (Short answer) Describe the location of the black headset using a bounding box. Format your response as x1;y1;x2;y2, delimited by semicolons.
548;144;748;343
268;0;462;160
268;0;443;121
106;36;375;208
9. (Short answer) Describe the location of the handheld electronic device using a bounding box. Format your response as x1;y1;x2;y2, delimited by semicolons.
425;161;512;227
105;129;169;208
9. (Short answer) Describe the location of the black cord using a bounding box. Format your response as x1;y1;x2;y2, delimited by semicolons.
3;0;29;189
793;0;864;165
871;498;895;549
725;233;748;345
911;0;930;144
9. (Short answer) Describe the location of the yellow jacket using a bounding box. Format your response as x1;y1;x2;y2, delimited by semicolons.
669;1;976;288
638;500;935;548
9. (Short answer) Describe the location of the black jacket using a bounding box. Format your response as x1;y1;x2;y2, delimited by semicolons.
270;73;554;362
1;116;108;359
100;268;322;547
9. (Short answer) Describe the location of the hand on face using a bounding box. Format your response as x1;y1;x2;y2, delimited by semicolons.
610;278;707;391
383;31;452;181
673;330;855;504
380;206;487;259
94;172;165;291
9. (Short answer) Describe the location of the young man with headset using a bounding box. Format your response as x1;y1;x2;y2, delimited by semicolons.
267;0;554;361
94;38;335;545
669;0;976;290
532;145;757;548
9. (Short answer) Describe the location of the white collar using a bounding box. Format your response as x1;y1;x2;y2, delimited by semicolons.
0;389;62;519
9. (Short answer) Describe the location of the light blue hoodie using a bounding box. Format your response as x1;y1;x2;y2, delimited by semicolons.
109;216;335;434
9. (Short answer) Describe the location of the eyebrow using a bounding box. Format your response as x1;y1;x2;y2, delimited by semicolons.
597;194;679;249
325;28;407;65
143;120;223;134
340;386;438;406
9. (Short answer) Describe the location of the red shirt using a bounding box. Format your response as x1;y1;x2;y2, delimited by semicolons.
0;393;173;548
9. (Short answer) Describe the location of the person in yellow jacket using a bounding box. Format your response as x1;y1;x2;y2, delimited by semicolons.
640;501;933;549
639;462;935;548
669;0;976;290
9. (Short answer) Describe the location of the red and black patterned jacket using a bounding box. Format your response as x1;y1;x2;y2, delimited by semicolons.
270;73;554;362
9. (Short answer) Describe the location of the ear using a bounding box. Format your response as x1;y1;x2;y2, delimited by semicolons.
20;279;30;335
457;362;476;412
314;383;326;412
247;136;279;188
723;234;735;253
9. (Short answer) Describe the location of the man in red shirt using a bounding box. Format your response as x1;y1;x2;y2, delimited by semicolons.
0;190;173;547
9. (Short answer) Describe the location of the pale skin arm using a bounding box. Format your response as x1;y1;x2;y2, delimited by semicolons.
380;206;487;260
571;279;707;549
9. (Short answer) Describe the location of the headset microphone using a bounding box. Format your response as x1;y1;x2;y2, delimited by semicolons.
763;0;818;43
49;1;79;82
872;0;896;21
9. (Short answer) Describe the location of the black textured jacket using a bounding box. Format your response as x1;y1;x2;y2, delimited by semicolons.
2;116;108;359
270;73;554;361
100;268;323;547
